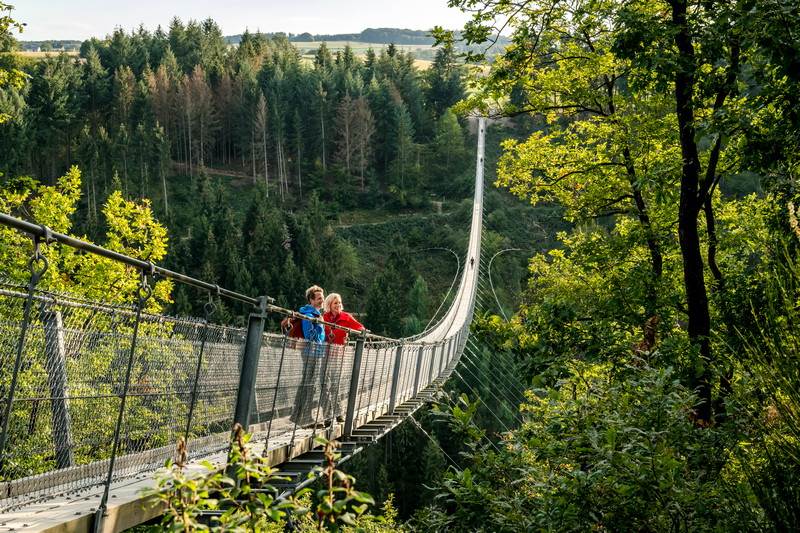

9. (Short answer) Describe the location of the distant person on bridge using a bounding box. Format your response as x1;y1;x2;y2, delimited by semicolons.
323;293;365;345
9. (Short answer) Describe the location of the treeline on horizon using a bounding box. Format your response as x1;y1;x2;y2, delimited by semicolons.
17;27;510;51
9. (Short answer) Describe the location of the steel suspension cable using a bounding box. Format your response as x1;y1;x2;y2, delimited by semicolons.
457;350;524;426
460;345;526;413
467;337;528;398
450;359;514;432
464;339;527;401
450;368;511;440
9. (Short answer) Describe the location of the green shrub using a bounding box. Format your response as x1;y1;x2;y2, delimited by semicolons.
416;363;762;532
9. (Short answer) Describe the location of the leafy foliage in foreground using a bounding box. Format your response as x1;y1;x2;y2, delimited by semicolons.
416;364;762;532
144;428;402;532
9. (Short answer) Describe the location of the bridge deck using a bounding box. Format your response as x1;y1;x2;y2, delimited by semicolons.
0;369;454;532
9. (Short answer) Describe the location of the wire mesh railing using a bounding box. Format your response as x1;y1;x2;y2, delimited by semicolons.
0;276;463;515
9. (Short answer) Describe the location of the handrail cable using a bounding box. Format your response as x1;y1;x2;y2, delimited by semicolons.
0;212;393;342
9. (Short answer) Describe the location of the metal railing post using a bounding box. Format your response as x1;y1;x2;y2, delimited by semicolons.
388;344;404;413
428;342;439;383
445;337;453;369
343;335;366;436
232;297;268;431
413;344;424;395
41;309;74;469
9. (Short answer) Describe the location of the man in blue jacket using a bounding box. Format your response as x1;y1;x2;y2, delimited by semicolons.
291;285;330;427
299;285;326;344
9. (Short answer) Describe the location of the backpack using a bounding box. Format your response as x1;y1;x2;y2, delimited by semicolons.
281;316;305;339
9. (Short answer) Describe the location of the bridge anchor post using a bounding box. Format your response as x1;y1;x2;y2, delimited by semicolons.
42;309;75;469
232;296;269;432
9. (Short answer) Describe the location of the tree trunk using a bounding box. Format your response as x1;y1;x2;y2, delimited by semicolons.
359;141;366;191
186;109;193;178
251;127;257;185
320;108;326;173
623;147;663;322
262;128;269;198
296;139;302;199
275;140;283;202
671;0;713;424
161;163;169;218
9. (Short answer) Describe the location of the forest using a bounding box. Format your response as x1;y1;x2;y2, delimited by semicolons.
2;0;800;531
0;10;512;335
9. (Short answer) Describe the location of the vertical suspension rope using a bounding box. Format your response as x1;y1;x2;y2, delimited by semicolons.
0;236;49;475
311;344;331;439
184;296;216;442
265;335;289;452
94;267;153;533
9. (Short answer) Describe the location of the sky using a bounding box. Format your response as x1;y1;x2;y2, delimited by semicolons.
12;0;471;41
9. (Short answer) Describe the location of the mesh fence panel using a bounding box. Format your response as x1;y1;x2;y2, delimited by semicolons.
0;276;464;514
0;282;247;512
250;335;356;446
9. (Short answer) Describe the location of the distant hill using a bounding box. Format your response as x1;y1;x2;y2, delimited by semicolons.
19;27;509;55
225;28;439;46
226;27;510;49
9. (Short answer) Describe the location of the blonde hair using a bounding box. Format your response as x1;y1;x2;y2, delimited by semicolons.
305;285;324;303
324;293;342;314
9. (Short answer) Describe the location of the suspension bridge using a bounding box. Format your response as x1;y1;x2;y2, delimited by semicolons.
0;118;514;532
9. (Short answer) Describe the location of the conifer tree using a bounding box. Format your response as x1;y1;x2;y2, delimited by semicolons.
425;41;465;120
254;90;269;194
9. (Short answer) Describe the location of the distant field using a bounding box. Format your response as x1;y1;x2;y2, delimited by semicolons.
12;45;434;68
292;41;433;53
295;41;435;69
14;50;79;58
294;40;436;61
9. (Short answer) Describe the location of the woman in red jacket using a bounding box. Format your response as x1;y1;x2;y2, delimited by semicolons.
323;293;365;422
323;293;365;345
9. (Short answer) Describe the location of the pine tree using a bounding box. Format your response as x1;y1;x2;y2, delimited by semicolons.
425;41;465;120
82;46;110;134
113;65;135;129
254;91;269;194
189;65;216;169
353;97;376;190
334;93;356;174
364;248;415;336
392;103;415;190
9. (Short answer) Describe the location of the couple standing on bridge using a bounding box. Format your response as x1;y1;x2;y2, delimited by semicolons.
291;285;365;346
284;284;365;428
